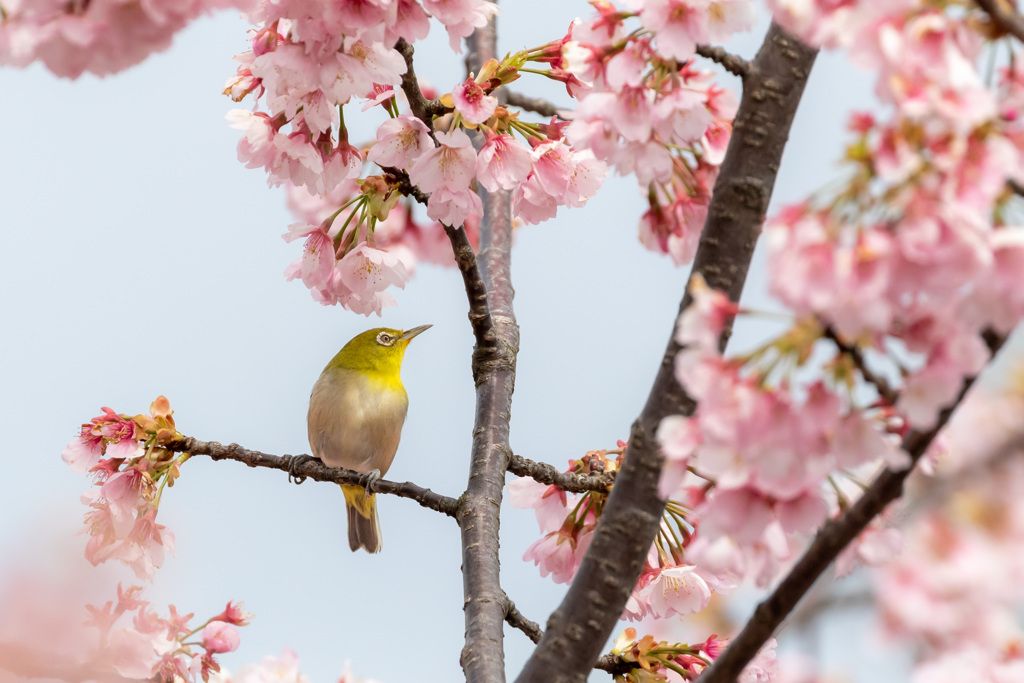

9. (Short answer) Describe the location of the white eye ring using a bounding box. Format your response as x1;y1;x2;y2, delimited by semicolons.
377;332;394;346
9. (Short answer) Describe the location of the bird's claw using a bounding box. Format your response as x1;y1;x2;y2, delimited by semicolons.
360;469;382;497
287;455;317;484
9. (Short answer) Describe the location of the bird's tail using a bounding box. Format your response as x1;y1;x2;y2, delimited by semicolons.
341;484;382;553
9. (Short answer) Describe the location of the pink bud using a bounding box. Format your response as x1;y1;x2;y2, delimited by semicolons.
201;622;240;654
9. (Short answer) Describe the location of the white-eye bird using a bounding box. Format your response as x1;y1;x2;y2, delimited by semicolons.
304;325;431;553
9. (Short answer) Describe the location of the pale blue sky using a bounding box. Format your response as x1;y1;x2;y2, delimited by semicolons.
0;3;931;681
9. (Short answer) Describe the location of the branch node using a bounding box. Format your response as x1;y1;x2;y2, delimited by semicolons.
695;44;751;78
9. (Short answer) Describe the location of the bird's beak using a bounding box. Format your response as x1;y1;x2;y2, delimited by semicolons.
400;324;432;341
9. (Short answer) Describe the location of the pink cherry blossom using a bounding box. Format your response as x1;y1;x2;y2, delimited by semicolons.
699;487;775;544
281;223;336;289
676;274;739;352
523;531;578;584
408;129;477;193
421;0;499;52
0;0;256;79
642;564;712;618
641;0;710;61
336;244;411;316
476;133;532;192
201;622;241;654
738;638;779;683
62;430;104;473
424;185;484;228
452;77;498;124
511;175;559;225
656;415;701;498
367;115;433;172
101;467;153;538
507;476;573;534
227;110;278;171
775;492;827;536
529;140;574;197
705;0;757;43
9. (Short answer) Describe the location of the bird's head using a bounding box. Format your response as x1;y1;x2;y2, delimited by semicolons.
326;325;432;377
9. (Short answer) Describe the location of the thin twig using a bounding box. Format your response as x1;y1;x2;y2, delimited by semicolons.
516;24;818;683
381;166;430;205
822;326;898;406
499;596;636;677
976;0;1024;43
594;654;640;676
394;38;448;123
698;333;1007;683
444;223;495;344
167;437;461;518
507;454;614;493
503;90;563;118
696;44;751;78
502;592;543;644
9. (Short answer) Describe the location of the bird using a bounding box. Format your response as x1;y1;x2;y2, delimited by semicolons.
301;325;431;553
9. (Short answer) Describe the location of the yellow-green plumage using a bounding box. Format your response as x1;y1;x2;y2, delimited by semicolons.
307;325;430;553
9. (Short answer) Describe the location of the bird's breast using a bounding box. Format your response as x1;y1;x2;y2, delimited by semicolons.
307;367;409;475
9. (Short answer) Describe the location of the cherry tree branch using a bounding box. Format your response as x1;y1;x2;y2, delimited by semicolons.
167;437;461;518
822;326;898;405
976;0;1024;43
500;600;637;677
698;333;1007;682
395;38;448;122
457;11;520;682
516;23;818;682
507;454;615;493
696;44;751;78
502;592;543;644
503;90;562;118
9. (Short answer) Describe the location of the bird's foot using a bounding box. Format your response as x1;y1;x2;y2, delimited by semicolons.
287;455;319;484
360;469;382;497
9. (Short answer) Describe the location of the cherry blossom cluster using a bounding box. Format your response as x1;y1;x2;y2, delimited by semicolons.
510;439;726;621
226;10;611;313
764;1;1024;432
62;397;184;581
606;628;778;683
280;178;416;315
85;584;250;682
657;277;907;590
545;0;754;264
0;0;254;78
509;445;624;584
870;386;1024;680
221;0;506;214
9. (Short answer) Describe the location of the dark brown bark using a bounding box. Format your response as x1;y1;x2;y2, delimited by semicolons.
503;91;561;118
696;44;750;78
976;0;1024;43
167;437;461;517
507;454;615;493
458;11;520;683
516;23;818;683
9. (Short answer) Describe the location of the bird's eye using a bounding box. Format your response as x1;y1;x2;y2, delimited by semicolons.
377;332;393;346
